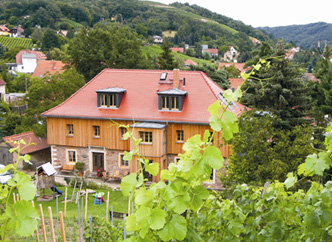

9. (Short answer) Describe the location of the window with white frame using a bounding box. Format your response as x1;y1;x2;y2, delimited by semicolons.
67;150;77;163
119;154;129;168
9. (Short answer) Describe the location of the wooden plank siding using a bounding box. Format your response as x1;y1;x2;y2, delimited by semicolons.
46;118;232;158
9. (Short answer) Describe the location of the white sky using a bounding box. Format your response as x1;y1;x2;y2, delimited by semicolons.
148;0;332;27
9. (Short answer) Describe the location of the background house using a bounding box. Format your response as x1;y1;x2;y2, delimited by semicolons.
11;50;47;74
42;69;246;187
32;60;65;78
1;131;50;169
0;78;6;100
9;26;24;38
0;25;9;35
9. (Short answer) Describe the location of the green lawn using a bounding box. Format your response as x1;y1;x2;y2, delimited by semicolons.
11;185;128;219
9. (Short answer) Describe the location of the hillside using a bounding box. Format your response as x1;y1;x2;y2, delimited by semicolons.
0;0;273;55
259;22;332;48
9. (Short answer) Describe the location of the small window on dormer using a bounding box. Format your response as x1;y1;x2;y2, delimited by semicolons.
157;88;187;111
96;87;126;109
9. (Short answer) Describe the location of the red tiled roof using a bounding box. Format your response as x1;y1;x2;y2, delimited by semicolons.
32;60;66;78
0;26;9;32
0;78;6;85
184;59;197;66
229;78;244;90
170;47;184;53
15;50;47;64
42;69;246;123
218;63;249;73
3;131;49;155
203;48;218;54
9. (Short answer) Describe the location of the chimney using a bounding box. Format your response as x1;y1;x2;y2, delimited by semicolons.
173;69;180;88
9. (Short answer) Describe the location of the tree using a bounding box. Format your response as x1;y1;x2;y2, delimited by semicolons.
243;44;313;130
190;63;229;89
42;28;61;51
313;45;332;115
157;38;177;70
67;24;151;81
22;68;85;136
225;110;316;185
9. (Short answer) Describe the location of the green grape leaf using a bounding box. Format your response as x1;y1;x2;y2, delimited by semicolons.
168;193;190;214
223;89;239;102
14;171;37;200
160;169;172;181
190;185;210;211
203;130;211;143
182;134;203;151
122;131;130;140
221;111;238;140
149;208;166;230
125;214;138;231
209;115;222;132
157;214;187;241
284;172;297;189
121;173;139;197
203;145;224;169
240;72;250;81
145;163;159;176
135;188;154;207
208;100;222;116
302;152;332;176
6;200;38;237
123;151;133;161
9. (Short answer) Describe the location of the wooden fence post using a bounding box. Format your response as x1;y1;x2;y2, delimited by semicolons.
48;207;56;242
59;211;67;242
39;204;47;242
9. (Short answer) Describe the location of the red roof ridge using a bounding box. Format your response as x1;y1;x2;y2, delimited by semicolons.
3;131;35;141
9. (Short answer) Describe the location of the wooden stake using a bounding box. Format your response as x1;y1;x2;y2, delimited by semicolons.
85;189;88;220
31;201;40;242
48;207;56;242
59;211;67;242
64;187;67;218
106;191;110;221
39;204;47;242
13;193;16;204
16;193;19;201
128;195;130;215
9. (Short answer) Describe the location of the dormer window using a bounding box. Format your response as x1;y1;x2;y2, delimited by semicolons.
157;88;187;111
96;87;126;109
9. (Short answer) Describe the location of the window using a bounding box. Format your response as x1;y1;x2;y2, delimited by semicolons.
67;124;74;136
207;131;214;144
174;157;180;164
67;150;76;162
100;94;107;107
93;125;100;138
119;154;129;167
171;96;179;110
108;94;116;107
161;96;169;109
176;130;184;142
140;131;152;144
120;127;126;139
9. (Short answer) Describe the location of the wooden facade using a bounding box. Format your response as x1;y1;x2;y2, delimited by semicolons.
46;117;232;181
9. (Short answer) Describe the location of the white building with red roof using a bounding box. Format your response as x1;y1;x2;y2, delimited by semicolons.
42;69;246;186
12;50;47;74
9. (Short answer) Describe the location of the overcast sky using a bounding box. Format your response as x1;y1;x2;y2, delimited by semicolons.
148;0;332;27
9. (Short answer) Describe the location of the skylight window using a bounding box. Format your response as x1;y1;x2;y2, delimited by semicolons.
160;72;167;81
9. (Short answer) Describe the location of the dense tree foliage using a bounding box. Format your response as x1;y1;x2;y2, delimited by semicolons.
67;24;152;81
261;22;332;48
20;68;85;137
190;63;229;89
225;110;315;185
157;38;177;70
243;43;313;130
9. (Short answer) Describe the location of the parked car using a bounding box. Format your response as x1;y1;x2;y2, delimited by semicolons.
0;164;13;184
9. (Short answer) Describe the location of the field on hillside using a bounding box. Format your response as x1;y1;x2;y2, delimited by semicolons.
0;36;32;49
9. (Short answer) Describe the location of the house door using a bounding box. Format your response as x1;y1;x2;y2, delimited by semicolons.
93;152;104;172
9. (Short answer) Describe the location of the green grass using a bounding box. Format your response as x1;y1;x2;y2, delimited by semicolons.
10;185;128;219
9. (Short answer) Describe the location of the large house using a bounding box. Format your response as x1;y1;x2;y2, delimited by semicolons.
42;69;246;185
